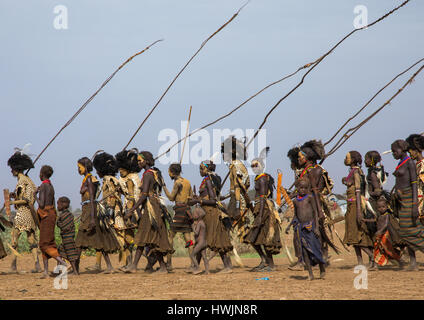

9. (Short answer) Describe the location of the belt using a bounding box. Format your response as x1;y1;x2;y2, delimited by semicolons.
81;200;97;206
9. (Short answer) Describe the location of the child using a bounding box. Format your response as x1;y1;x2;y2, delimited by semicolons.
188;207;209;275
287;177;325;280
373;197;402;267
57;196;80;275
34;165;67;279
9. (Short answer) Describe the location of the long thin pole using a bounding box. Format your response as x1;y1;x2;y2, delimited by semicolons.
27;39;163;173
179;105;193;165
123;1;250;150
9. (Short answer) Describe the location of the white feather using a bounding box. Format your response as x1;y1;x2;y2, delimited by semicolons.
14;143;34;157
209;151;220;163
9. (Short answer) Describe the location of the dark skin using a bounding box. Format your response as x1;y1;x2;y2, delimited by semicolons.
79;163;115;274
365;156;383;199
342;153;375;268
375;201;389;238
249;161;276;271
57;199;80;275
8;169;41;273
392;144;420;270
250;166;269;270
298;153;325;221
287;180;325;280
189;210;209;275
94;169;117;274
189;165;232;272
123;156;168;274
298;153;330;266
78;163;97;232
9;170;32;206
408;147;424;220
34;171;67;279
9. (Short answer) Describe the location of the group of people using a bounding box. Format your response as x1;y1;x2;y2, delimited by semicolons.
0;134;423;281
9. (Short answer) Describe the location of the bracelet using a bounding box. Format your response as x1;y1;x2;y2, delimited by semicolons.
411;181;418;184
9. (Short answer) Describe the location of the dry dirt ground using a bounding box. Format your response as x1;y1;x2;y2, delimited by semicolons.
1;224;424;300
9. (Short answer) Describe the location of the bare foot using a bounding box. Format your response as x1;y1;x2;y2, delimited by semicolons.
259;266;275;272
157;267;168;274
123;265;137;274
404;264;419;271
320;272;326;279
217;268;232;274
40;273;49;279
103;268;116;274
31;264;42;274
250;262;266;272
85;264;101;272
308;274;314;281
192;268;202;275
368;264;378;271
288;263;304;271
9;268;18;274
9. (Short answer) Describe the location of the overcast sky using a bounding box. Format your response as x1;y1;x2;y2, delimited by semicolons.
1;0;423;208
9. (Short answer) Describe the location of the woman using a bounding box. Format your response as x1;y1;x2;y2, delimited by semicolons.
115;149;142;269
123;151;173;274
391;139;424;270
297;140;338;265
342;151;375;269
244;148;281;272
406;134;424;221
75;156;120;274
364;151;388;209
363;150;387;238
190;161;233;273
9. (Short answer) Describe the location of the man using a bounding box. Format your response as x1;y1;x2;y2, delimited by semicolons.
163;163;194;271
34;165;67;278
7;151;41;273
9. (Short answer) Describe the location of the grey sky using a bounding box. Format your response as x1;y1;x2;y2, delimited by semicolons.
1;0;423;208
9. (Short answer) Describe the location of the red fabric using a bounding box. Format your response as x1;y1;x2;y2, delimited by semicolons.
395;156;410;171
373;231;401;266
38;205;60;259
141;169;153;183
42;179;51;184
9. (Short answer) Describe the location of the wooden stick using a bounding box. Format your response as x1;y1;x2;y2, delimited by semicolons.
179;106;193;164
245;0;411;149
27;39;163;172
124;2;250;150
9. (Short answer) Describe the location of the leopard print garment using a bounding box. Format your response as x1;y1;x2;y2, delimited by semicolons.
119;173;141;209
13;174;37;232
101;176;124;230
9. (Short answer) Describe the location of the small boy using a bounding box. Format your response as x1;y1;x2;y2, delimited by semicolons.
34;165;67;279
188;207;209;275
373;197;402;267
286;177;325;280
56;196;80;275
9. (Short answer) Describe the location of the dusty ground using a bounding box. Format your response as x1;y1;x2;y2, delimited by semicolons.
1;223;424;300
